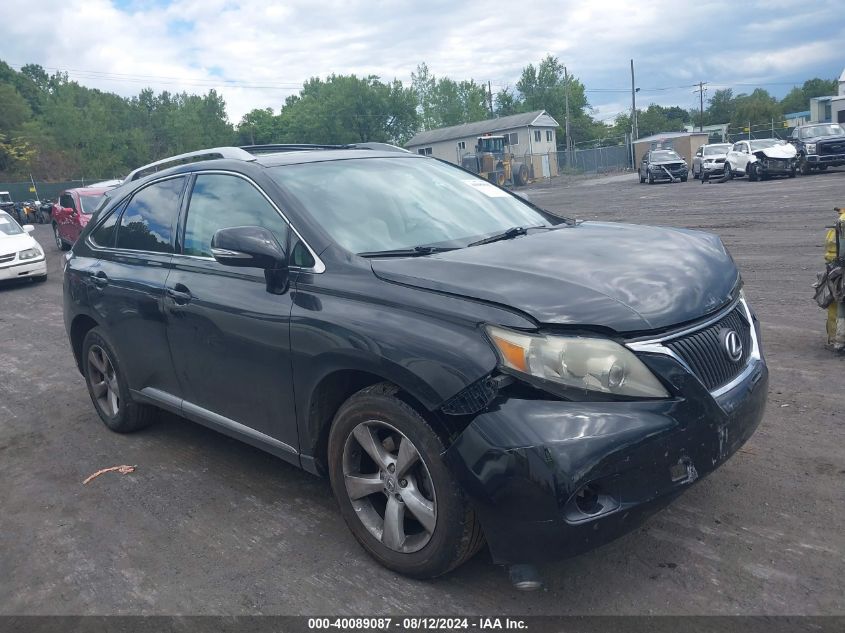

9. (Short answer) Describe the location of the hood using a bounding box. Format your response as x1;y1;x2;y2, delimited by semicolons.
757;144;797;159
370;222;738;333
0;231;39;257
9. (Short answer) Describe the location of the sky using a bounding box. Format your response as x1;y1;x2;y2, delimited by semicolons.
1;0;843;124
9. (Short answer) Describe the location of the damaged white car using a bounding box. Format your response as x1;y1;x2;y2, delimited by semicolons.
725;139;797;181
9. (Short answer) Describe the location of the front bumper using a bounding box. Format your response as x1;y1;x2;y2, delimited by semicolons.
0;256;46;281
650;168;687;181
806;153;845;166
757;158;796;175
702;162;725;173
444;350;767;565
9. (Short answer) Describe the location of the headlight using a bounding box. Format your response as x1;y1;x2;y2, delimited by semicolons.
486;325;669;398
19;247;42;260
806;143;816;155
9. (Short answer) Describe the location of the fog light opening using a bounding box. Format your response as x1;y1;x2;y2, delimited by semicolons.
574;484;603;515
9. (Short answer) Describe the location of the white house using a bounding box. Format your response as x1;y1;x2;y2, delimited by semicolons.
405;110;560;178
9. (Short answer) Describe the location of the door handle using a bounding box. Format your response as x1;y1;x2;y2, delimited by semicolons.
92;271;109;288
166;284;192;305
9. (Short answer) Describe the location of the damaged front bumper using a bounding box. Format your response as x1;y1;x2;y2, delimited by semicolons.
443;351;767;566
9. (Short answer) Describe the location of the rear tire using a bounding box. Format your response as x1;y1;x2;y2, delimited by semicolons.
328;383;484;578
82;328;158;433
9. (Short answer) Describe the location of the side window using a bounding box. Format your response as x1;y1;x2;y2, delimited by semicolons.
509;132;519;145
696;148;703;157
60;194;76;211
546;130;553;142
115;177;184;253
90;205;122;247
533;130;541;142
457;141;466;150
732;143;742;152
291;240;315;268
183;174;289;259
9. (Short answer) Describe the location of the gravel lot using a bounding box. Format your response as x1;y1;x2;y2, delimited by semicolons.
1;169;843;616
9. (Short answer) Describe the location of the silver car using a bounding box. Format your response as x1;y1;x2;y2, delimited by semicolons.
692;143;731;179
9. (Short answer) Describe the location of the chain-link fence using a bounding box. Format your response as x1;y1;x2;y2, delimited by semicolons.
0;179;115;202
556;144;631;175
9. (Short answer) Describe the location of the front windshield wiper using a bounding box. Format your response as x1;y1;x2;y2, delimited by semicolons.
357;245;456;258
467;224;561;247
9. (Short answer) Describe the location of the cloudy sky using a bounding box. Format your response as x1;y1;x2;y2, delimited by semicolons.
1;0;843;124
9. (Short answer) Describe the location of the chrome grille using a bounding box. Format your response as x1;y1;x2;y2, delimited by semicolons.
0;253;15;264
819;140;845;155
665;305;752;391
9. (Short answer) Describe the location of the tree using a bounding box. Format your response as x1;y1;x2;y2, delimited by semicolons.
0;84;32;132
411;63;489;130
731;89;782;128
706;89;736;125
276;74;418;145
780;77;838;113
509;55;590;147
236;108;278;145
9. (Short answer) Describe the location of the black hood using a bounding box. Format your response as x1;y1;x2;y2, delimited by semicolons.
371;222;739;334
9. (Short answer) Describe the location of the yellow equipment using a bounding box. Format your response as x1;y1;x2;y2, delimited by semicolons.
820;207;845;349
461;135;529;187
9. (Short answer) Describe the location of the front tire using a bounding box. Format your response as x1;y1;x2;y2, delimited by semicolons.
724;163;734;180
82;328;158;433
53;223;70;251
748;163;758;181
799;155;813;175
328;384;483;578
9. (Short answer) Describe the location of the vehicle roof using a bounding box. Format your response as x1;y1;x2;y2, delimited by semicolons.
61;186;116;196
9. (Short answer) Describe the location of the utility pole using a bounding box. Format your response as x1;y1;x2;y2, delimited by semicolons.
693;81;708;131
564;66;572;163
487;80;494;116
630;60;638;141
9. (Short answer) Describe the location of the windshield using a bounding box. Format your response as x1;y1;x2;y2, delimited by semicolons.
0;212;24;236
79;195;105;214
800;124;844;139
0;193;11;204
650;151;682;161
749;140;780;150
703;144;730;155
269;157;559;254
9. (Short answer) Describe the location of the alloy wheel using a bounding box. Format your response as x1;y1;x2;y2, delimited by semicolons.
342;420;437;553
87;345;120;417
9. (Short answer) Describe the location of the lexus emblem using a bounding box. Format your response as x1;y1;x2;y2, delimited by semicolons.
721;329;743;363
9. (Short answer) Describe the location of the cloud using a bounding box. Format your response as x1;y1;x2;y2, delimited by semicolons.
0;0;842;123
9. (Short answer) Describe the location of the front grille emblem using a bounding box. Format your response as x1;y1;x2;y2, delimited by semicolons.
721;329;743;363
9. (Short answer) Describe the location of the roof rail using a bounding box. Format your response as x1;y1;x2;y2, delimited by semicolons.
125;147;256;182
240;144;352;153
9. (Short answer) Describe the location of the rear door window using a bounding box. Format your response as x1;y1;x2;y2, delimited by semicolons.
115;177;185;253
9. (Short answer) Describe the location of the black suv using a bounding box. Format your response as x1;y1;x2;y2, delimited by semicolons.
790;122;845;173
638;149;689;183
63;144;767;581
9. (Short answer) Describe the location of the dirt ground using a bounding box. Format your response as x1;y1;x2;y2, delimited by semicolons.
1;169;843;616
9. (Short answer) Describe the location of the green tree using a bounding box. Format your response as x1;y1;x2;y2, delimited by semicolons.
780;77;838;113
0;84;32;132
731;89;782;128
706;89;736;124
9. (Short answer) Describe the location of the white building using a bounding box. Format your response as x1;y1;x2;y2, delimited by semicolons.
809;66;845;125
405;110;560;178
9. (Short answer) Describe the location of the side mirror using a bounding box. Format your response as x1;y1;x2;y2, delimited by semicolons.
23;225;35;233
211;226;289;294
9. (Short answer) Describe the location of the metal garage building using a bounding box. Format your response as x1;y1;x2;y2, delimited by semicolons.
633;131;709;167
405;110;560;178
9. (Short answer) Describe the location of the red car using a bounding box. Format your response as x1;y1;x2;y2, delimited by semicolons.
51;187;114;250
